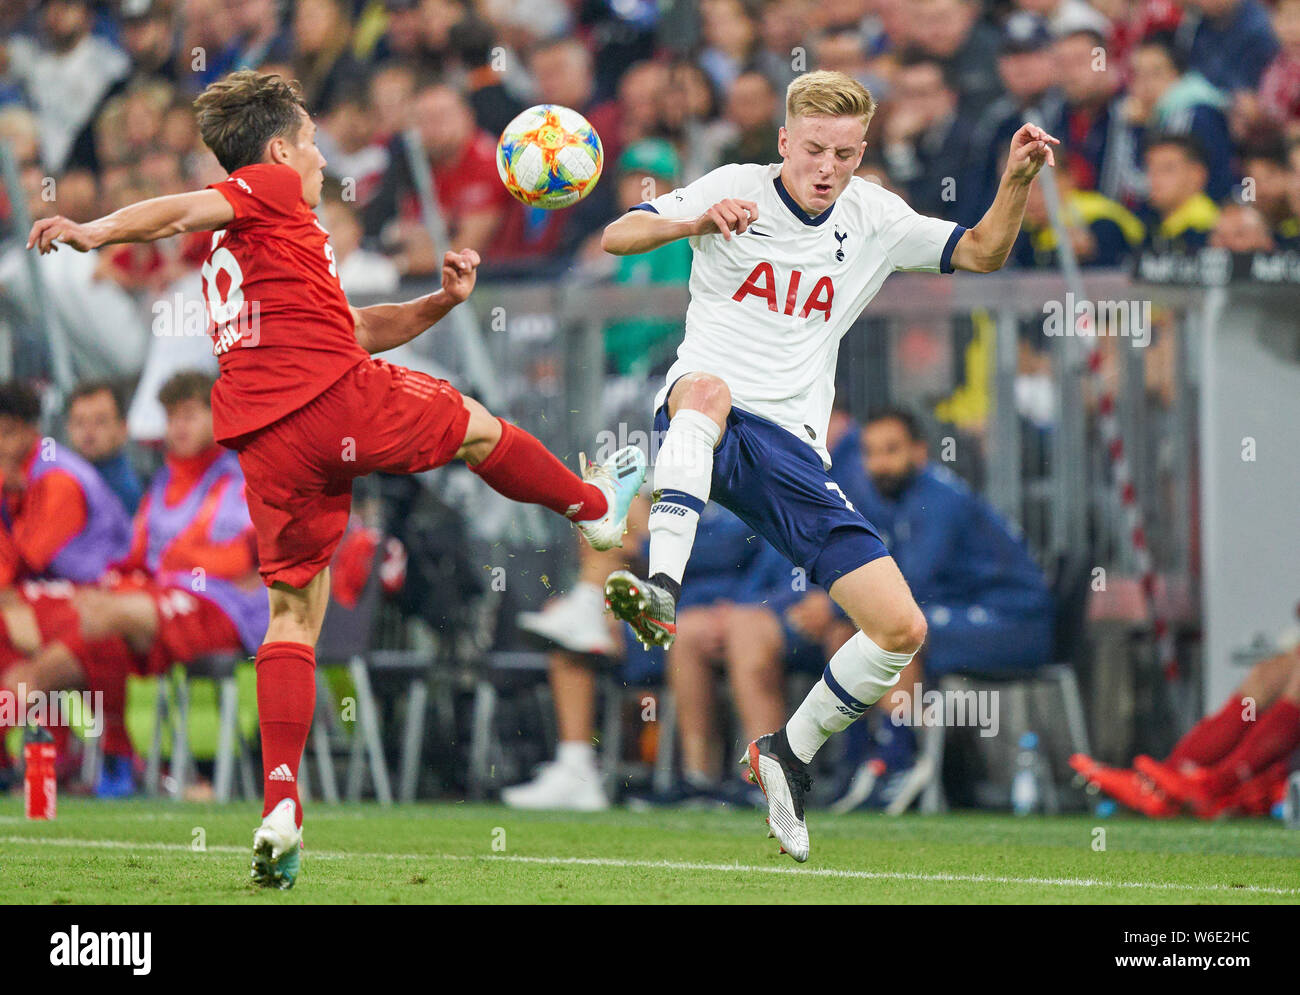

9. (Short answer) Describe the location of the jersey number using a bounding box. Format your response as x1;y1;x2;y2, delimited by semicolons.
825;481;856;513
201;245;245;325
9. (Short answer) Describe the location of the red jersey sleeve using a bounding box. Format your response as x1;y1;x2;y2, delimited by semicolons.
4;470;88;580
208;163;305;228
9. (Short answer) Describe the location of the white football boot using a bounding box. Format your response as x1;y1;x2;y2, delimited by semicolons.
517;583;618;657
501;759;610;811
575;446;647;550
250;798;303;890
742;733;812;863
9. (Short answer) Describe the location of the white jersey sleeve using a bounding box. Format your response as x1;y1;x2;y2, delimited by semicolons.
636;163;752;221
865;184;966;274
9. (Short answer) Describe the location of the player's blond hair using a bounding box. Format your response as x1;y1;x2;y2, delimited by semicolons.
785;71;876;134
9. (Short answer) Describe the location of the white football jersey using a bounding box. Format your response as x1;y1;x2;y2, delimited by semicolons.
642;162;964;467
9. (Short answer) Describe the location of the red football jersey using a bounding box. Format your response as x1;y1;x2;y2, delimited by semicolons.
202;162;369;443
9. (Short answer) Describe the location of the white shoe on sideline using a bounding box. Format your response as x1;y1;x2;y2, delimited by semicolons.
501;760;609;811
517;584;617;657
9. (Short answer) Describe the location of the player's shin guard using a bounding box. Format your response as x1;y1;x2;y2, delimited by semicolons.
255;641;316;827
470;418;608;521
648;409;721;586
785;630;917;764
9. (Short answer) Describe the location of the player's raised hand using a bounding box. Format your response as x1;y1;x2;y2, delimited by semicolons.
27;215;100;254
441;248;480;303
1006;124;1059;185
695;199;759;240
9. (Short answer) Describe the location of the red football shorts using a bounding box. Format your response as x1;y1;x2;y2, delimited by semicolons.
231;358;469;589
144;585;245;675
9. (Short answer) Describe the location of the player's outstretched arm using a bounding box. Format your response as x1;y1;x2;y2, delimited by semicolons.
950;123;1058;273
351;249;479;354
26;190;235;254
601;199;758;255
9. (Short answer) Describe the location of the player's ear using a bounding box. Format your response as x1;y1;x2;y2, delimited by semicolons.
777;126;788;156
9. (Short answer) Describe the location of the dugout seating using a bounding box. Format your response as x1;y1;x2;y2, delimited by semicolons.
466;649;632;802
144;650;257;803
916;552;1094;813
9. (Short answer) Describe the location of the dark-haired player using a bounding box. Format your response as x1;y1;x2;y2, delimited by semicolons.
28;71;645;888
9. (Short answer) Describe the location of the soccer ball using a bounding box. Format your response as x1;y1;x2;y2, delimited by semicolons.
496;105;603;210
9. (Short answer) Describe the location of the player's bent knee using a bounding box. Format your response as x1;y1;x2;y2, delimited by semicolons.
868;607;927;655
456;397;503;465
669;373;731;425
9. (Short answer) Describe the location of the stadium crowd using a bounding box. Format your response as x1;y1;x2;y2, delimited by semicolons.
1;0;1299;290
0;0;1297;813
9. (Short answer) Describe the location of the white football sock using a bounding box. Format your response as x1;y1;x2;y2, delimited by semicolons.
648;409;720;586
557;740;597;772
785;630;917;764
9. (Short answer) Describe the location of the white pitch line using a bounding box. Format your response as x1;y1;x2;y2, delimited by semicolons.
1;836;1296;896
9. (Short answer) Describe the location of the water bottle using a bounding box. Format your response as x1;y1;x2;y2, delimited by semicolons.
23;725;57;821
1284;771;1300;828
1011;731;1042;816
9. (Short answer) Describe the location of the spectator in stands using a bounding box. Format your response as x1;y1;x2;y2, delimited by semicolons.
881;51;980;224
755;0;808;94
1122;33;1234;201
449;16;523;139
613;61;670;160
1239;136;1300;243
1139;134;1220;252
292;0;364;115
1011;147;1145;268
0;370;267;797
718;71;782;166
1015;0;1112;37
229;0;294;72
906;0;1004;114
782;409;1055;809
659;60;729;182
4;0;130;171
367;62;417;145
1096;0;1184;73
365;83;509;274
317;83;390;210
969;13;1067;217
698;0;760;95
65;380;144;515
1051;28;1131;201
116;0;185;89
1178;0;1280;94
0;379;131;589
1209;200;1277;250
1256;0;1300;136
815;26;888;98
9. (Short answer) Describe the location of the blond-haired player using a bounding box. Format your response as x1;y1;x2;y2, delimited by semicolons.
600;70;1057;861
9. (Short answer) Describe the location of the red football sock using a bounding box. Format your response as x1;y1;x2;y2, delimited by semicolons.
81;637;136;759
255;641;316;827
1203;699;1300;796
1167;695;1252;767
470;418;608;521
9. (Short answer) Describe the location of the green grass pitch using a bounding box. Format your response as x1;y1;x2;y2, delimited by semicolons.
1;798;1297;904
